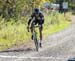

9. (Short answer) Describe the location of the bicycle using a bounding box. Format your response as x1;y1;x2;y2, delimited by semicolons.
28;22;40;51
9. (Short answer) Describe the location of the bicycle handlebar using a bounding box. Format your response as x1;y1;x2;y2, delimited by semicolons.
27;25;40;32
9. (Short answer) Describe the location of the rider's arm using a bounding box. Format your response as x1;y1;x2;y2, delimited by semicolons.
28;14;34;26
40;13;44;24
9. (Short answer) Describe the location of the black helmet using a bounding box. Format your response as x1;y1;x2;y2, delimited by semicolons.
34;8;40;14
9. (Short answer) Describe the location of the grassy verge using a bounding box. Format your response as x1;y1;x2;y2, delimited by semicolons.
43;12;71;36
0;12;72;51
43;21;71;37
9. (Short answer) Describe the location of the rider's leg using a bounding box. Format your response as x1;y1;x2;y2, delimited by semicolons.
30;25;33;40
39;27;42;41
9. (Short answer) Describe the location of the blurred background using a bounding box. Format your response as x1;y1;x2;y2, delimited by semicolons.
0;0;75;19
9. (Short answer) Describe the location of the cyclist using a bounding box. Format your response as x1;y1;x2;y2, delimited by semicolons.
27;8;44;47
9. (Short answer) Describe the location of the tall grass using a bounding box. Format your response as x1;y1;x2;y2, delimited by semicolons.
43;12;71;36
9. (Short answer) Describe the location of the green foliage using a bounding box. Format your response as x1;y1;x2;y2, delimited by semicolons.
0;0;46;20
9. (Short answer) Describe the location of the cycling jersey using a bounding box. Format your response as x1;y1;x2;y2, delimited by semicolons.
28;12;44;25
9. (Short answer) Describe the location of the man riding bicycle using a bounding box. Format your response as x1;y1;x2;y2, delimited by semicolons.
27;8;44;47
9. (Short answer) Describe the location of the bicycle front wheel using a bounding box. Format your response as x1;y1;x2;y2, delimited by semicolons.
34;38;38;51
33;32;38;51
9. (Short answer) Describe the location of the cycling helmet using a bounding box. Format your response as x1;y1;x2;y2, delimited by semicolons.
34;8;40;14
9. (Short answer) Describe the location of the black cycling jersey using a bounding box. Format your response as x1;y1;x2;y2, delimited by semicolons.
28;12;44;25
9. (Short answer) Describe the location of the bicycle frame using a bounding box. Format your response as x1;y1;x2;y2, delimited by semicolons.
32;23;39;51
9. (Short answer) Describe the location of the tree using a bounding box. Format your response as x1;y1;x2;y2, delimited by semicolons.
0;0;16;19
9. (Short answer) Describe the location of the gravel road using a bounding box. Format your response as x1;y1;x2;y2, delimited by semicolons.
0;16;75;61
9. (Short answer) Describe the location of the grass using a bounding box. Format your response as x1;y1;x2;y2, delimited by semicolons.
43;21;71;37
43;12;71;37
0;12;72;51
